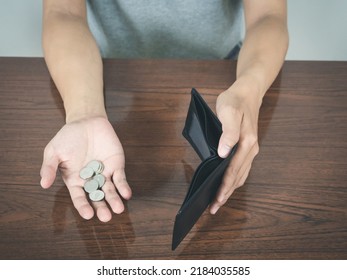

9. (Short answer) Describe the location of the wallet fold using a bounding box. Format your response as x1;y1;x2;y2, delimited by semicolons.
172;88;237;250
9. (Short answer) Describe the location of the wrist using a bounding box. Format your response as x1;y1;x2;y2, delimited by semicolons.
226;75;265;108
65;103;107;124
66;112;108;124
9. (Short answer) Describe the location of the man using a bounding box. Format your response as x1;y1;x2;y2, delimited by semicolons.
40;0;289;222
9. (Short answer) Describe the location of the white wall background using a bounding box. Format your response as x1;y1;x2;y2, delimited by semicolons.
0;0;346;60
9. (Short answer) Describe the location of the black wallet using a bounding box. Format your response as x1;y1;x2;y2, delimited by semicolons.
172;88;238;250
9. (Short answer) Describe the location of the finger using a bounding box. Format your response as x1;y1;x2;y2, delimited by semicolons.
235;164;252;189
91;200;112;223
217;107;243;158
220;142;258;200
218;142;252;198
210;141;258;214
102;180;125;214
219;126;259;196
218;163;252;209
67;185;94;220
112;168;132;200
209;165;248;216
210;166;251;215
40;145;59;189
69;183;113;222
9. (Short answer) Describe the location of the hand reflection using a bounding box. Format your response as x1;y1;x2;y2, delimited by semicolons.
52;186;135;259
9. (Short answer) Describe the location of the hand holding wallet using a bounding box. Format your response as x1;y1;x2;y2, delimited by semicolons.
172;88;238;250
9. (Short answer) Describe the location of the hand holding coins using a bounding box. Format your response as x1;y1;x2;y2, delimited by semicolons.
40;117;132;222
79;160;106;202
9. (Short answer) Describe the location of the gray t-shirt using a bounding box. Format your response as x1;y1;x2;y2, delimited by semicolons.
86;0;244;59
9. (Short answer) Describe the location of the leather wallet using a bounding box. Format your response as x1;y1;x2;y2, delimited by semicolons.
172;88;238;250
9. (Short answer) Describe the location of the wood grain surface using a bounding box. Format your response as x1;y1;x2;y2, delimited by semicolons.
0;58;346;259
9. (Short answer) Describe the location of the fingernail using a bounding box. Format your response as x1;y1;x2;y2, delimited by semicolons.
218;144;231;158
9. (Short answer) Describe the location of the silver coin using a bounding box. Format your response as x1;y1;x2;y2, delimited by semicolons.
87;160;104;174
94;174;106;188
83;179;99;193
96;162;104;173
89;190;105;202
79;167;95;180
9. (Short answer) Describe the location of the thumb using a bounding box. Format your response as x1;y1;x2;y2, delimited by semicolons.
40;145;59;189
217;109;243;158
218;131;240;158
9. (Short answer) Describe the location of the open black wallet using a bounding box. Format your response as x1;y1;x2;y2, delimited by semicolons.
172;88;238;250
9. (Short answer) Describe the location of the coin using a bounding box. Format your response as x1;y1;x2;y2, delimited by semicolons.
94;174;106;188
79;167;95;180
89;190;105;202
83;179;99;193
87;160;104;174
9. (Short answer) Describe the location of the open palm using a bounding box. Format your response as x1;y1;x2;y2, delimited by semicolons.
40;117;132;222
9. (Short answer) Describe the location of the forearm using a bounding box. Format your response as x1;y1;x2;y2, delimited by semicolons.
231;15;289;104
42;9;106;123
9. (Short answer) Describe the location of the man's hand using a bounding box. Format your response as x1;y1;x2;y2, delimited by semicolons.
210;88;260;214
208;0;288;214
40;117;132;222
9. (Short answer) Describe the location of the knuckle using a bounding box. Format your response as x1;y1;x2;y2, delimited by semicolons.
218;193;229;205
216;196;226;204
236;180;245;189
247;133;258;146
254;142;260;155
242;133;258;149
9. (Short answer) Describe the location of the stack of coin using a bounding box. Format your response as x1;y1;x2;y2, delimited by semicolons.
79;160;106;202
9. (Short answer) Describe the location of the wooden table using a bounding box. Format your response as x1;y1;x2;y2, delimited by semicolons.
0;58;346;260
